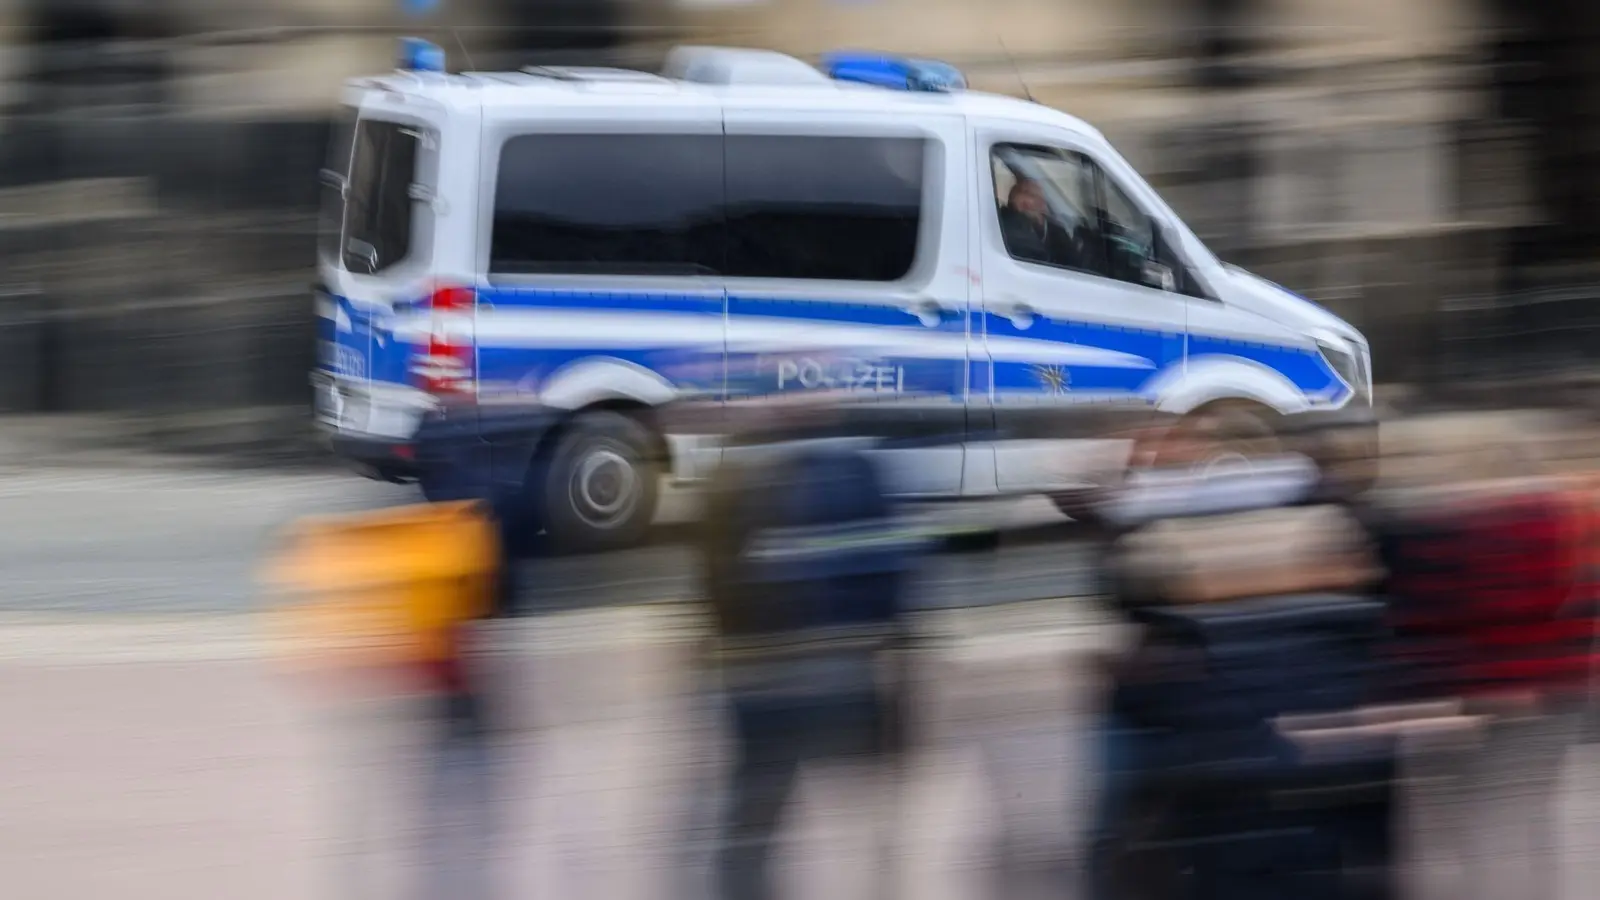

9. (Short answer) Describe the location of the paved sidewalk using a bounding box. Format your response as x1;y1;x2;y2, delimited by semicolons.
0;657;327;900
3;604;1600;900
0;603;1111;900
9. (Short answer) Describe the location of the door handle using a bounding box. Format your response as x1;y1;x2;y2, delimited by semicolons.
993;299;1036;328
904;298;949;327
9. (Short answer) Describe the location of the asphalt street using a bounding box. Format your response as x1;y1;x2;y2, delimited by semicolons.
0;467;407;615
0;465;1098;616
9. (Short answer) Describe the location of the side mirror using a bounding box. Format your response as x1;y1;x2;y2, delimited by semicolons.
1143;223;1178;291
345;238;379;275
1142;260;1176;292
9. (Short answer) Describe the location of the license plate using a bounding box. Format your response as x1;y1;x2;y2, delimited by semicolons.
313;379;342;426
315;381;367;430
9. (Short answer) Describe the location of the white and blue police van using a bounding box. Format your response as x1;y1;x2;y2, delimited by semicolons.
313;43;1375;552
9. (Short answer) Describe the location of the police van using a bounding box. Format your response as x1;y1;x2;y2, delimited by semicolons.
313;43;1374;552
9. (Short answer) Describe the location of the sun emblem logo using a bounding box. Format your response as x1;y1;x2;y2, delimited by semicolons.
1032;364;1070;394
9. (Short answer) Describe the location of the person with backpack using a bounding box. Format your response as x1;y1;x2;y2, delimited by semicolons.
698;395;927;900
1085;440;1397;900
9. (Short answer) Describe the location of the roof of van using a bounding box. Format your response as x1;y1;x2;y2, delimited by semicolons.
352;65;1106;141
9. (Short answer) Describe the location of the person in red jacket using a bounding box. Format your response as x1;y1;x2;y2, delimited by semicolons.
1383;487;1593;707
1375;482;1594;900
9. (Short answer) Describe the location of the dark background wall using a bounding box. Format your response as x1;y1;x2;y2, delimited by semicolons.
0;0;632;416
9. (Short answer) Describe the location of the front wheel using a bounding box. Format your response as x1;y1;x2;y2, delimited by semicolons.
1052;403;1284;523
1132;401;1284;477
543;411;661;554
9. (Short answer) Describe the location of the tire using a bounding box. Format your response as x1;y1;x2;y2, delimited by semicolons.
1050;490;1106;524
1134;400;1282;476
1173;400;1283;472
1065;403;1284;521
1049;403;1288;523
543;411;661;554
1183;402;1386;502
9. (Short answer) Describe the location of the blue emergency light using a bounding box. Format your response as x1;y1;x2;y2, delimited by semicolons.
399;37;446;73
821;52;966;92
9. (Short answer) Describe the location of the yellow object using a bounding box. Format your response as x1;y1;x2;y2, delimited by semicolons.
263;501;500;676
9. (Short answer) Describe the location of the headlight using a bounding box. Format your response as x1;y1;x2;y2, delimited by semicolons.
1316;339;1369;403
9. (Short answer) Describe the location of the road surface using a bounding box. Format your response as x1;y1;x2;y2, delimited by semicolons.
0;464;1099;615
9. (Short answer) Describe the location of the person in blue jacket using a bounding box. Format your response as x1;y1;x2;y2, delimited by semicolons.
700;396;927;900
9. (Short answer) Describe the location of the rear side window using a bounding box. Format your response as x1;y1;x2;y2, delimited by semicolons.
491;134;724;275
342;120;421;274
724;135;925;282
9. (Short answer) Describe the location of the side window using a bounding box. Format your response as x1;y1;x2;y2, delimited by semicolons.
1091;166;1164;289
989;144;1100;276
318;105;358;265
342;119;422;274
991;143;1194;296
724;135;925;282
491;133;724;275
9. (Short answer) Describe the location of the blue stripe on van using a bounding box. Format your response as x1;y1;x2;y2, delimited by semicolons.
345;287;1347;407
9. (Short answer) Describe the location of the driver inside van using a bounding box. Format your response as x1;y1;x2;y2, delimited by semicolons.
999;178;1084;270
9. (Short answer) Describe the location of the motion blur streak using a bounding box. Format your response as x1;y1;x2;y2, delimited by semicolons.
4;3;1600;900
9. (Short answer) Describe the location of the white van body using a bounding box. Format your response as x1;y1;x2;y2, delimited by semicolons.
313;48;1373;550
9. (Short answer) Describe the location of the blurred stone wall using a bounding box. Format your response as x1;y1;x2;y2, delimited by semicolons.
0;0;645;415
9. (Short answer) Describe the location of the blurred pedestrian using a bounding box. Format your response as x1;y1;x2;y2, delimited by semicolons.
1371;478;1595;900
699;395;925;900
1086;435;1394;900
411;402;559;900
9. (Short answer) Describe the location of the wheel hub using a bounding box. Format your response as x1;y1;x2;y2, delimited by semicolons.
571;448;639;527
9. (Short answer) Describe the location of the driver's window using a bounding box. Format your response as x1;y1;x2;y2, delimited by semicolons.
990;143;1101;276
991;143;1189;295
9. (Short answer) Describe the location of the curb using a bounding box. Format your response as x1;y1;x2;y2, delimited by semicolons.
0;595;1112;666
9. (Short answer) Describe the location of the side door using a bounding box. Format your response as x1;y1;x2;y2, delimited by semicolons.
316;89;450;442
973;129;1190;493
471;101;728;481
719;106;971;497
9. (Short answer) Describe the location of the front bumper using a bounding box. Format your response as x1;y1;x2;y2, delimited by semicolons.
1281;402;1380;450
1282;403;1381;497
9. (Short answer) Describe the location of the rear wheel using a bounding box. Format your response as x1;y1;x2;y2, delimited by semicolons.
543;411;661;554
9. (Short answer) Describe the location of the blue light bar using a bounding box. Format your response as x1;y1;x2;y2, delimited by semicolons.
821;52;966;92
399;37;446;73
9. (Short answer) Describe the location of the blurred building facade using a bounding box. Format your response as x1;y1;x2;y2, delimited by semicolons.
0;0;1594;419
0;0;647;416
